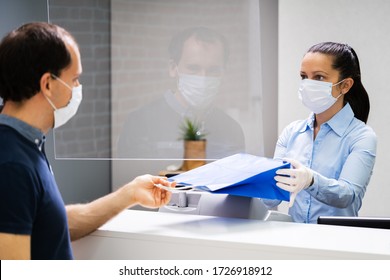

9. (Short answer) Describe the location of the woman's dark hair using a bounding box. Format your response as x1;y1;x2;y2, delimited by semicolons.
0;22;76;102
307;42;370;123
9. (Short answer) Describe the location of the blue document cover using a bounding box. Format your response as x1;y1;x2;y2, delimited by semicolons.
170;153;290;201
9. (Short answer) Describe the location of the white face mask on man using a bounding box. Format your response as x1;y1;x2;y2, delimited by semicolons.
44;74;83;128
298;79;344;114
177;73;221;110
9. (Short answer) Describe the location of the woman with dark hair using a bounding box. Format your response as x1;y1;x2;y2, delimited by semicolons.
272;42;377;223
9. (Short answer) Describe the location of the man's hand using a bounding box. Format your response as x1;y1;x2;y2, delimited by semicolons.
127;175;176;208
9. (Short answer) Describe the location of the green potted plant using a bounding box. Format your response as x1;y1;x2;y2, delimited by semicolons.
179;118;207;171
180;118;207;141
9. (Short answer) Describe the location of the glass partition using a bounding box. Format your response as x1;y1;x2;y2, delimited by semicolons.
49;0;264;161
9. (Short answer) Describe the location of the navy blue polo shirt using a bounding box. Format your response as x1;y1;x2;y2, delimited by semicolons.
0;114;72;259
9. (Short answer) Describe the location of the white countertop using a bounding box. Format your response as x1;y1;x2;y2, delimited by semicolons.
72;209;390;259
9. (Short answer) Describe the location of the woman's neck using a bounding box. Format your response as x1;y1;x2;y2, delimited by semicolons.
313;101;344;138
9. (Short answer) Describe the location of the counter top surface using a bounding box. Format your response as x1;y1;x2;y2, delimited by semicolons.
72;209;390;259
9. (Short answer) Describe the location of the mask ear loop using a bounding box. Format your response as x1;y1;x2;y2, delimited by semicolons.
51;74;73;91
44;94;58;111
333;79;345;87
43;74;58;111
173;66;191;113
175;66;183;97
175;71;180;95
333;79;346;98
175;67;179;86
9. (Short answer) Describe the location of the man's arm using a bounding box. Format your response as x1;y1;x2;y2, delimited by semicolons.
66;175;174;241
0;232;30;259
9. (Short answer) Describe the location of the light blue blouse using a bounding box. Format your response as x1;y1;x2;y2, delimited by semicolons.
274;103;377;223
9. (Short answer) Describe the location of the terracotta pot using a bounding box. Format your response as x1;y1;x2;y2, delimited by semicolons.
180;140;206;171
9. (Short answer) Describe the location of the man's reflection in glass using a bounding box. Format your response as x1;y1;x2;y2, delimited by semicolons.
117;27;245;163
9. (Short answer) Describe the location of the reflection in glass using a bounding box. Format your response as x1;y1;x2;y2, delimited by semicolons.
50;0;264;161
117;26;245;160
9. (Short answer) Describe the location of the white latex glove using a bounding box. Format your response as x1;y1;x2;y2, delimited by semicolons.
274;158;313;207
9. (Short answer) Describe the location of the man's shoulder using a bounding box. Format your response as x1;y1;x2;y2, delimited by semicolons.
0;125;25;143
207;107;242;126
0;125;39;164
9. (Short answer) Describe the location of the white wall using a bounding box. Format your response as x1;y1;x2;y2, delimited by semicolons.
279;0;390;216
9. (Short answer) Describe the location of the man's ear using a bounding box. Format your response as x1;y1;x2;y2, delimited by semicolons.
168;59;178;78
342;77;354;94
40;72;53;96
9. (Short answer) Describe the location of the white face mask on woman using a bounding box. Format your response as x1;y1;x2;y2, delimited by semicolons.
45;75;83;128
298;79;344;114
177;73;221;110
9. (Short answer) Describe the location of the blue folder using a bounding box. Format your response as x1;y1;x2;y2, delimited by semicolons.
170;153;290;201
